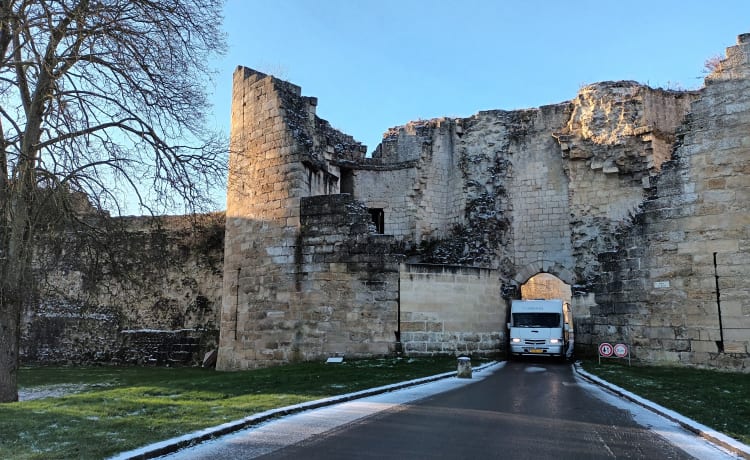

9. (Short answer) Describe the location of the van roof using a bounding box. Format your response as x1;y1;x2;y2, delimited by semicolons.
511;299;564;312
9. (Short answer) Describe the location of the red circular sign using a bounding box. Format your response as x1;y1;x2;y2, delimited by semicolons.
598;342;614;357
614;343;629;357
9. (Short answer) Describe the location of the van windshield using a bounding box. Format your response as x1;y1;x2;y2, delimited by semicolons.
512;313;560;328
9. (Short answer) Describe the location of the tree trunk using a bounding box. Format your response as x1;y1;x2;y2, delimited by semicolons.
0;166;34;403
0;290;20;402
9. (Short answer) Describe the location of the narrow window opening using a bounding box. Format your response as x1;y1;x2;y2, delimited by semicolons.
340;168;354;195
368;208;384;234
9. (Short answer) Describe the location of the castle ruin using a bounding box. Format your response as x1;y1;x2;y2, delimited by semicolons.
218;33;750;371
21;32;750;372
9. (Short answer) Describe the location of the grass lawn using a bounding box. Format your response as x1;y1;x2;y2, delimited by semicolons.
2;357;459;460
581;360;750;446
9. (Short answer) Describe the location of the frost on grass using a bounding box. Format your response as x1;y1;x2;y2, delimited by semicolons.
18;383;111;401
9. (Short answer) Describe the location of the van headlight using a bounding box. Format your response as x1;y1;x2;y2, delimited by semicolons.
549;338;560;344
511;338;521;343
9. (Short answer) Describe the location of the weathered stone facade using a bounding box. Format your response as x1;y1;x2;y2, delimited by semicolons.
218;69;400;369
593;34;750;369
27;32;749;372
221;32;749;372
22;214;224;365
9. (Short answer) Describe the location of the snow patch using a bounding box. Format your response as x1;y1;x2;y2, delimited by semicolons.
18;383;111;401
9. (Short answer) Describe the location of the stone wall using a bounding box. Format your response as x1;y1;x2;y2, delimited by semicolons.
521;273;572;303
350;84;694;287
449;105;574;276
218;68;384;369
219;65;704;368
221;191;401;367
400;264;504;356
557;83;698;286
214;32;749;372
220;68;317;369
354;119;465;242
297;194;402;358
23;214;224;365
592;34;750;370
353;165;418;237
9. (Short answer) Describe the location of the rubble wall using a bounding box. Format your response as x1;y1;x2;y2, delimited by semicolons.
22;214;224;365
353;119;465;242
558;83;698;285
453;105;574;277
354;84;694;285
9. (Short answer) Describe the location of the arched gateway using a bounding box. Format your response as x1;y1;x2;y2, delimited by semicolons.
521;273;572;305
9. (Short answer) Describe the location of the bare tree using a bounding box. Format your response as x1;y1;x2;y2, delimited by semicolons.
703;54;724;75
0;0;227;402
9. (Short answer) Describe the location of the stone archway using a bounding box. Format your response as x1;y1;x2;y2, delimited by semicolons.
520;273;572;305
513;260;576;287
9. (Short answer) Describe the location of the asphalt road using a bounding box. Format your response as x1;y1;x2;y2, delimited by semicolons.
158;360;729;460
254;359;693;459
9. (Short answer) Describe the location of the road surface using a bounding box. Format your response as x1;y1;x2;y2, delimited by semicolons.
161;361;735;459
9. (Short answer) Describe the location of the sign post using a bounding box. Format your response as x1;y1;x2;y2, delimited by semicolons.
598;342;630;365
613;343;630;366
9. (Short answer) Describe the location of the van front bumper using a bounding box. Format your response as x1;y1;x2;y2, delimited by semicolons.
510;344;564;356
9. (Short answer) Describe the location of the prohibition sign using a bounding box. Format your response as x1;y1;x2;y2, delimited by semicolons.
598;342;614;357
614;343;629;357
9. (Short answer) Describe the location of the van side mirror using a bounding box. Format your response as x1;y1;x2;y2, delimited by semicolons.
506;322;511;329
564;324;570;332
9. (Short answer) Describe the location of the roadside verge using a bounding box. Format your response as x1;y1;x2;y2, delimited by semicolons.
574;362;750;460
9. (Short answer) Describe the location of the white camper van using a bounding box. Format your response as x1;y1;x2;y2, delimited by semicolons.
507;299;572;360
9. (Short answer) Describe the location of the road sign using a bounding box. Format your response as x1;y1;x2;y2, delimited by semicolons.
614;343;629;357
598;342;614;357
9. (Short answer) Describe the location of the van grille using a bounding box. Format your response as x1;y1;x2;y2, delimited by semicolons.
524;339;546;345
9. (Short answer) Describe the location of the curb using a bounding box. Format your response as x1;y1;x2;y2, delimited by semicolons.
573;362;750;460
110;361;499;460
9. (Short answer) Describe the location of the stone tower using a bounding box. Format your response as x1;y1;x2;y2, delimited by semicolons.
218;67;400;370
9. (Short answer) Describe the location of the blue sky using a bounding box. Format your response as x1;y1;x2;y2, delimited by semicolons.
209;0;749;158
